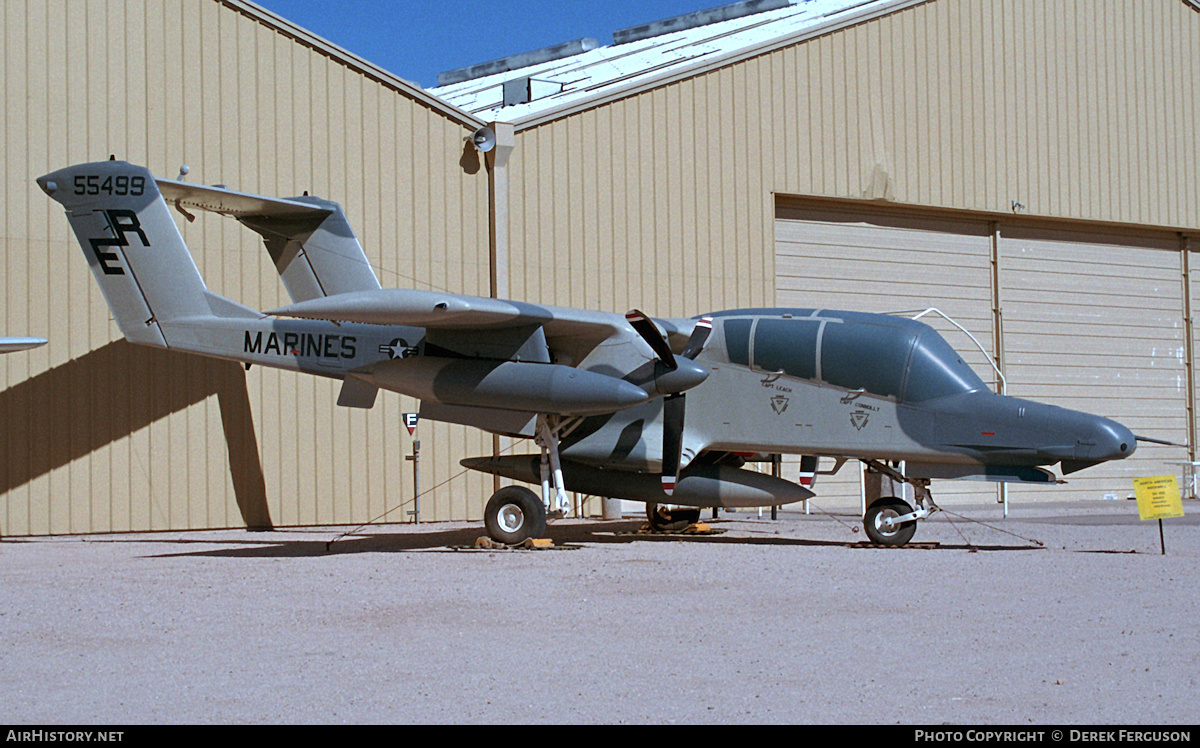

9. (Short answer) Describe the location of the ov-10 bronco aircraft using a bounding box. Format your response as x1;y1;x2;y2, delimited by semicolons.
39;159;1139;547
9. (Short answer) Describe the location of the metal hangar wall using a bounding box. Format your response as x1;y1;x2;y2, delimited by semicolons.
1;0;493;535
4;0;1200;535
437;0;1200;504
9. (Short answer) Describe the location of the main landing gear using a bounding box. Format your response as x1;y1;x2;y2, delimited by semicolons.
481;414;577;546
484;486;546;545
861;460;939;547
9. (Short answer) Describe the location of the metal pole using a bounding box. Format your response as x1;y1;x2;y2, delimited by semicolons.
405;438;421;524
771;454;780;520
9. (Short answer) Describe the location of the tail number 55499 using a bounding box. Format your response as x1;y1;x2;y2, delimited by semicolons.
74;174;146;196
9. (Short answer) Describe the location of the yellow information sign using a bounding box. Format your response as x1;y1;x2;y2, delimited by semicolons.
1132;475;1185;521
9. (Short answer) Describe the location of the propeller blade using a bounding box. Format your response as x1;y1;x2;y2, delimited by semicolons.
626;309;677;370
680;316;713;360
661;393;686;496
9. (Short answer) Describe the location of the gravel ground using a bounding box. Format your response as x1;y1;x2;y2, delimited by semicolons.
1;499;1197;725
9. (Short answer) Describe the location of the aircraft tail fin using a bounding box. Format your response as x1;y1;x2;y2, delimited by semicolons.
155;179;381;303
37;160;256;349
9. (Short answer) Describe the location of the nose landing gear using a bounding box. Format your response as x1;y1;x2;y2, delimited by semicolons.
863;498;918;546
861;460;939;547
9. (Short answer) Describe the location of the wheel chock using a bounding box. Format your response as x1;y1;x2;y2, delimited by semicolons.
471;536;556;550
632;522;722;536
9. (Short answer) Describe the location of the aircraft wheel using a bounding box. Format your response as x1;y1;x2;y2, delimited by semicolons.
646;503;701;532
484;486;547;545
863;498;917;547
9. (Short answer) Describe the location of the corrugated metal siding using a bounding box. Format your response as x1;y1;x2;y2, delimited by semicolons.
1;0;491;535
998;226;1191;500
500;0;1200;506
505;0;1200;324
775;203;1000;503
1189;239;1200;471
774;201;1193;503
505;75;777;318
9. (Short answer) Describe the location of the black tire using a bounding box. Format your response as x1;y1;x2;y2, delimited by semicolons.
484;486;547;545
646;503;702;532
863;498;917;547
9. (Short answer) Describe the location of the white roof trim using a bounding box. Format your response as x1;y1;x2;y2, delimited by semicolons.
433;0;930;131
220;0;487;129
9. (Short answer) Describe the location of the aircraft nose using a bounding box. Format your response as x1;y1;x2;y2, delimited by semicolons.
1027;404;1136;467
1089;417;1136;461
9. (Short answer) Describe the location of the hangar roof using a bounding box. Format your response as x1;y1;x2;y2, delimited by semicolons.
430;0;923;128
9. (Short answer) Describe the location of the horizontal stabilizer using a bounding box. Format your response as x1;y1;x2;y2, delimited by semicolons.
156;179;330;219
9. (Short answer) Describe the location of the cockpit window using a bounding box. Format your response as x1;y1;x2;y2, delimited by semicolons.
753;318;819;380
821;320;913;399
720;310;986;403
722;319;753;366
902;329;987;402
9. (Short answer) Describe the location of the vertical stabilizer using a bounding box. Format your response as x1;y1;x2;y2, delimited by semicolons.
238;196;381;302
38;161;221;348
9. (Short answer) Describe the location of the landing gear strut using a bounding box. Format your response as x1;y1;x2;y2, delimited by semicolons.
482;414;577;545
861;460;939;547
863;498;918;546
534;414;573;520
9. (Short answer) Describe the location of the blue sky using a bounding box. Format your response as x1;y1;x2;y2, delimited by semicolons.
253;0;728;88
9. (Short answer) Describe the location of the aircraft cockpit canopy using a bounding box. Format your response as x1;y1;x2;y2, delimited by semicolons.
718;310;987;402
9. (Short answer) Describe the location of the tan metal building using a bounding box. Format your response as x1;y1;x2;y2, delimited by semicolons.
4;0;1199;535
1;0;495;535
436;0;1200;505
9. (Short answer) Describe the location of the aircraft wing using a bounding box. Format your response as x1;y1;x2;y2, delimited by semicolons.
268;290;706;349
266;289;634;362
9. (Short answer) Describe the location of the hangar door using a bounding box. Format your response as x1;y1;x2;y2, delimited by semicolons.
998;227;1189;501
775;203;1000;505
775;201;1190;506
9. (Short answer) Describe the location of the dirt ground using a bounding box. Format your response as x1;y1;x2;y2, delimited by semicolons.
1;499;1197;725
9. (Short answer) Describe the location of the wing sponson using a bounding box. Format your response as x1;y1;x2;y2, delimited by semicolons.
462;456;815;507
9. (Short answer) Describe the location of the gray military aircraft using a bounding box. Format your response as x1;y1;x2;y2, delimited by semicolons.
38;159;1138;546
